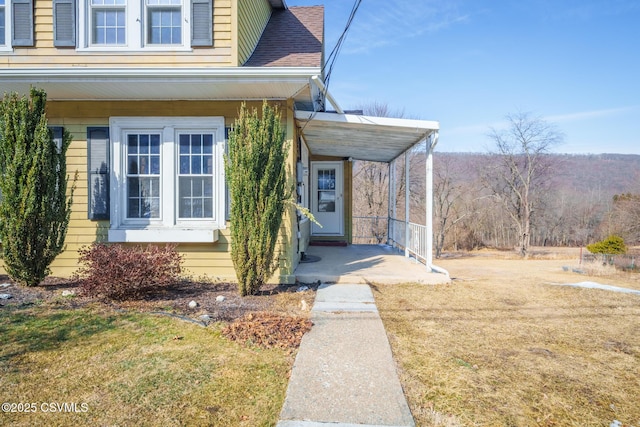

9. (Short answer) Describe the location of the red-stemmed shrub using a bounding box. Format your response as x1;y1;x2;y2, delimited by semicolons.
75;243;183;300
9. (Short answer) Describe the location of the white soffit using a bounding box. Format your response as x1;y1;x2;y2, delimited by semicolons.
0;67;319;101
295;111;439;163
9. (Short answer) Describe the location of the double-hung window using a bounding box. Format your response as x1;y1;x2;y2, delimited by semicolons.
0;0;5;46
109;117;225;243
146;0;181;45
90;0;126;45
80;0;207;49
126;132;161;218
178;133;214;219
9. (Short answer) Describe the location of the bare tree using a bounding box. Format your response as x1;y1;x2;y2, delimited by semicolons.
352;160;389;242
352;102;410;243
484;112;563;257
433;155;472;257
604;193;640;244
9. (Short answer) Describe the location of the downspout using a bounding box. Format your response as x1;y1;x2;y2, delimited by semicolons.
426;131;450;278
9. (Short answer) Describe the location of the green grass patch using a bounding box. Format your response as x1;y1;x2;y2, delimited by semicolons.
0;305;292;426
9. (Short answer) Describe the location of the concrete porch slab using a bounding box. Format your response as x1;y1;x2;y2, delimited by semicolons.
296;244;450;285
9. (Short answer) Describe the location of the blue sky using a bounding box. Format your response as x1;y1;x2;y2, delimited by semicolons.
287;0;640;154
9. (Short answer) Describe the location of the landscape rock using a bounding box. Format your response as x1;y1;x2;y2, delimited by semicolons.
216;295;226;302
0;283;11;288
199;314;212;321
61;290;76;297
188;300;198;309
0;293;12;300
296;285;310;292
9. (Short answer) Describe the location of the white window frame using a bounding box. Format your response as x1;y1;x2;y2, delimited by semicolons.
0;0;11;51
108;116;226;243
78;0;191;51
88;0;127;47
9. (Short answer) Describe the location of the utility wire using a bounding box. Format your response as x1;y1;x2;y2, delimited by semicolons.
322;0;362;105
300;0;362;136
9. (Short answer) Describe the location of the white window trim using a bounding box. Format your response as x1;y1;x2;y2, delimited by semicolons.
0;1;11;52
78;0;192;51
108;116;226;243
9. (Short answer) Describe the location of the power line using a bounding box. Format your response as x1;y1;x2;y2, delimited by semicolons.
322;0;362;98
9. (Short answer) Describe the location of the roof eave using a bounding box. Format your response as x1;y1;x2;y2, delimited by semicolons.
0;67;321;101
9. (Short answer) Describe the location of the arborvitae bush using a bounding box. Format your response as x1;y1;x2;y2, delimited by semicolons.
587;235;627;255
0;88;75;286
76;243;183;301
225;102;289;296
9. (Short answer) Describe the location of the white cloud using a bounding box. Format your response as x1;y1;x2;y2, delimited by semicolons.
341;0;470;55
545;106;639;123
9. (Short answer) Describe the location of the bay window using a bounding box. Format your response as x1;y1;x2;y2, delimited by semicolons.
109;117;225;243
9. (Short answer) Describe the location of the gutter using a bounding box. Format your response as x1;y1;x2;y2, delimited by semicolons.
0;66;322;82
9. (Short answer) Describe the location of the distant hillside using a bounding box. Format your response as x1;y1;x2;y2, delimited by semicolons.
434;152;640;198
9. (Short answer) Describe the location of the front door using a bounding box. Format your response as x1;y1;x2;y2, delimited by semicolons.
311;161;344;235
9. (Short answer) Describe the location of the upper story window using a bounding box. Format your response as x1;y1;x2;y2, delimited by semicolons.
0;0;31;50
90;0;126;45
146;0;181;45
0;0;6;46
75;0;212;50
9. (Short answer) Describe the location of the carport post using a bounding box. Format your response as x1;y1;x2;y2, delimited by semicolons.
404;149;410;258
388;159;395;246
425;132;437;270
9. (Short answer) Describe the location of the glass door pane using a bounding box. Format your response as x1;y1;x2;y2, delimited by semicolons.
317;168;335;212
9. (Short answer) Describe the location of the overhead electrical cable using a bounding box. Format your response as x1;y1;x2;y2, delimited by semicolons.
322;0;362;105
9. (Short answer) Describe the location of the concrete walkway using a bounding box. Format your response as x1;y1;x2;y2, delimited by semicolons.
277;283;415;427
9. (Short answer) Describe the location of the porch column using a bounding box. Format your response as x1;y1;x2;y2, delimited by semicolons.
404;149;410;257
425;131;438;270
387;160;394;246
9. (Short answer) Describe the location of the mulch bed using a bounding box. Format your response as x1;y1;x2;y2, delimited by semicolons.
1;275;317;349
222;312;313;350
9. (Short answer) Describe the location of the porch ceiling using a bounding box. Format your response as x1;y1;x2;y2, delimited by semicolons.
295;111;439;163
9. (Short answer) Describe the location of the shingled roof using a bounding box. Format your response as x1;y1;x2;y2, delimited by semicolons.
244;6;324;68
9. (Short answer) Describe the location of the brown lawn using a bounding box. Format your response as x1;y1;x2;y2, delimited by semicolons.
373;248;640;427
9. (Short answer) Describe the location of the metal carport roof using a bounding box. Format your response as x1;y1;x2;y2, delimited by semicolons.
294;110;439;163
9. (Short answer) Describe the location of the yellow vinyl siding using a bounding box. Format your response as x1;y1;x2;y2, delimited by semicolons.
0;100;298;283
214;0;233;49
7;0;233;68
237;0;271;65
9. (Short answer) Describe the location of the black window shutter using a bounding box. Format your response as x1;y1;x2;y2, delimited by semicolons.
191;0;212;47
12;0;34;47
53;0;76;47
87;127;110;220
49;126;64;151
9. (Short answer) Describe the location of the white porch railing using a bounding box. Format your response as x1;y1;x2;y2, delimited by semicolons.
388;218;428;263
353;216;429;264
